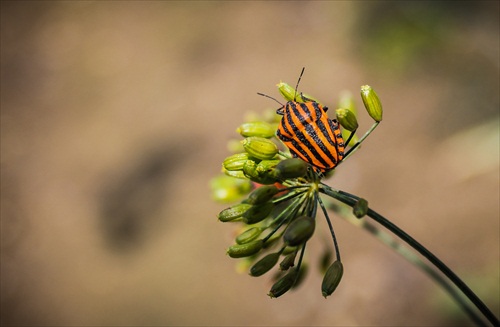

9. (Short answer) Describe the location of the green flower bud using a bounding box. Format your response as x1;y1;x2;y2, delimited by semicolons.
223;169;247;179
218;203;252;222
283;216;315;246
237;122;276;138
277;81;298;102
250;252;281;277
335;108;359;132
236;227;265;244
246;185;279;205
227;239;264;258
268;268;298;298
279;251;297;271
360;85;383;122
256;159;280;175
242;159;258;179
242;201;274;224
242;137;278;160
353;198;369;218
274;158;308;179
277;82;319;103
243;159;279;185
321;260;343;298
223;153;249;171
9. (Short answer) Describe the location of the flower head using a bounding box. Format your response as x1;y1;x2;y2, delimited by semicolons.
212;72;383;297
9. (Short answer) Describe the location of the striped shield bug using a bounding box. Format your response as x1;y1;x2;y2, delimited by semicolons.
258;68;348;173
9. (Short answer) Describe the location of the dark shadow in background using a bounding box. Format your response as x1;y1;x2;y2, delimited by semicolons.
97;140;196;253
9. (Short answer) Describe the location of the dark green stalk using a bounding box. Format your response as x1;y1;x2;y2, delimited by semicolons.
263;192;306;243
319;185;499;327
342;213;487;326
317;194;341;262
295;242;307;279
272;188;308;205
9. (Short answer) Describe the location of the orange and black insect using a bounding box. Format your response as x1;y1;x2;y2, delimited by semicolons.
258;68;346;173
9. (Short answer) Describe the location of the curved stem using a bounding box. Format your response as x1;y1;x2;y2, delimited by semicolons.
341;121;379;162
340;212;487;326
317;194;341;262
320;186;499;327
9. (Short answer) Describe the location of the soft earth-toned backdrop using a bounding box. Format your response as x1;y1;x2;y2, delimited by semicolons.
2;2;499;326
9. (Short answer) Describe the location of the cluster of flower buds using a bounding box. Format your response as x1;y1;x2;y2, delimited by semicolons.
218;167;345;298
218;165;341;297
213;77;383;298
218;110;345;297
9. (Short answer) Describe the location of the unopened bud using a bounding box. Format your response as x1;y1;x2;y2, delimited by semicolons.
335;108;359;132
242;137;278;160
236;227;265;244
256;159;281;175
250;252;281;277
268;268;298;298
274;158;308;179
360;85;383;122
242;159;258;179
279;251;297;271
237;122;276;138
277;81;298;102
277;81;319;103
242;201;274;224
227;239;264;258
223;153;249;171
243;159;279;185
246;185;279;205
223;169;247;179
218;203;252;222
321;260;343;298
283;216;315;246
353;198;369;218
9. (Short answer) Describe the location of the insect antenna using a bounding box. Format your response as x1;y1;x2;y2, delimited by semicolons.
257;92;284;106
293;67;306;101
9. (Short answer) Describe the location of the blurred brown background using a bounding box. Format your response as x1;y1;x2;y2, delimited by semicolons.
1;1;498;326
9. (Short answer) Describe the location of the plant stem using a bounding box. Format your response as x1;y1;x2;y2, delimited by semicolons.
317;194;341;262
340;212;488;326
319;185;499;327
341;121;379;161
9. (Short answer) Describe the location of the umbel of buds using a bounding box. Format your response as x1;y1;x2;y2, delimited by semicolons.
218;156;331;298
213;75;385;299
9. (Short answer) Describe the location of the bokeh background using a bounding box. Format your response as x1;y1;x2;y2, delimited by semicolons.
1;1;499;326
